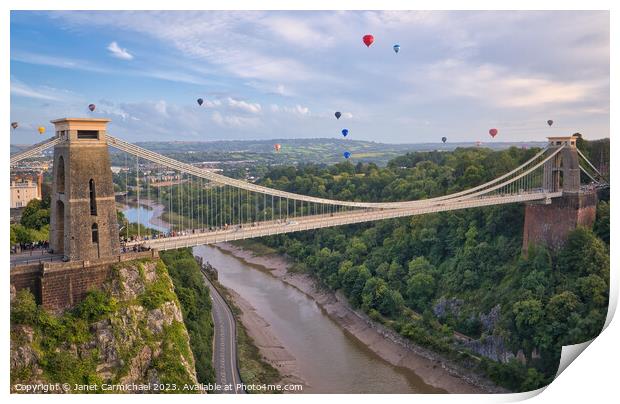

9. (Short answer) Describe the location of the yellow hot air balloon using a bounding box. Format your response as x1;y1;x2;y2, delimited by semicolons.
38;126;46;135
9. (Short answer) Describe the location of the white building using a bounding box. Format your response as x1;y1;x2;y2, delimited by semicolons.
10;180;40;208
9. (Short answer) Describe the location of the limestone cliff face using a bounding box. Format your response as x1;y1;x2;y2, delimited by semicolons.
10;259;198;393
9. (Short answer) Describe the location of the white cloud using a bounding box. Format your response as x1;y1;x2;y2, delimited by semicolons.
269;103;311;116
423;59;602;108
107;41;134;60
262;16;333;49
11;79;62;101
284;104;310;116
211;111;260;128
200;99;222;108
154;100;168;116
11;84;59;101
227;97;262;114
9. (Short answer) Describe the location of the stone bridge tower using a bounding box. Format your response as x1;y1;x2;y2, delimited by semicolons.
541;136;581;193
49;118;120;261
523;135;598;252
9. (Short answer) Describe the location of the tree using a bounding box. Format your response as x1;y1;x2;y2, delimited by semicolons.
557;227;609;281
20;199;50;230
512;299;544;340
575;274;608;308
11;224;34;245
406;272;436;311
546;291;580;323
594;201;610;245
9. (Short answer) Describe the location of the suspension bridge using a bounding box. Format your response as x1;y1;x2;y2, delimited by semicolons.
9;118;607;261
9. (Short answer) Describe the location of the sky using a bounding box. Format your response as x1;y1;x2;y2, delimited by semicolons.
10;10;610;144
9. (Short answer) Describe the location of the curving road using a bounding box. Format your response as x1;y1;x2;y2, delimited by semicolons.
200;270;244;394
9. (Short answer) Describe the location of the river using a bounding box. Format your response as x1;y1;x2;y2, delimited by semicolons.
121;201;169;233
124;202;441;393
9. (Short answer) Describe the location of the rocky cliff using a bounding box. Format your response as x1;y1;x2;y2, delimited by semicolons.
10;258;199;393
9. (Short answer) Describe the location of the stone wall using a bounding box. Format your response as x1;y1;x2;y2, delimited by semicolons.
10;250;158;311
10;264;42;303
522;191;598;252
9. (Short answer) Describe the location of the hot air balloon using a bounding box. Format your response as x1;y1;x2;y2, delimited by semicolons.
489;128;498;138
476;141;482;147
38;126;45;135
335;111;342;119
88;104;96;112
441;136;447;143
393;44;400;53
343;151;352;159
341;129;349;137
11;122;18;130
363;34;374;47
197;98;204;106
547;120;553;127
274;143;281;153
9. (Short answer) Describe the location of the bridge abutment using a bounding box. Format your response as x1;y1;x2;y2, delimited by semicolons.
522;191;598;252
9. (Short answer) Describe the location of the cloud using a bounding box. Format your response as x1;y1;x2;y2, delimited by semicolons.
421;59;603;108
269;103;311;116
200;99;222;108
211;111;260;128
107;41;134;60
12;11;610;143
227;97;262;114
262;15;333;49
283;104;310;116
11;79;62;101
246;81;295;96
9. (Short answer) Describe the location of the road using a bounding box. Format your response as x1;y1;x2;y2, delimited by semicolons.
200;270;244;394
10;250;63;266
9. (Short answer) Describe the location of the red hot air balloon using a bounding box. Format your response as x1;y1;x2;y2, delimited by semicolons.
274;144;282;153
88;104;96;112
489;128;498;138
363;34;374;47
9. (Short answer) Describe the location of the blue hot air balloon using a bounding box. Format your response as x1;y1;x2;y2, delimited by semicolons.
197;98;204;106
441;136;447;143
393;44;400;53
335;111;342;119
343;151;351;159
341;129;349;137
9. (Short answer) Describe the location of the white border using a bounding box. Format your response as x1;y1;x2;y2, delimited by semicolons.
2;1;617;403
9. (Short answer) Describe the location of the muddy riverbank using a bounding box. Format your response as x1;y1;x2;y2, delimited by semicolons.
213;242;505;394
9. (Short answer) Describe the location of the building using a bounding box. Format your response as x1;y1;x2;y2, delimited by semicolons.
10;178;40;208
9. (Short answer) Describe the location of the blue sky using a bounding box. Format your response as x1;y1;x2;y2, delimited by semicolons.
10;10;609;144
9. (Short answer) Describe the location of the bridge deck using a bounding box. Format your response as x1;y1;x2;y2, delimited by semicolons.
128;191;562;251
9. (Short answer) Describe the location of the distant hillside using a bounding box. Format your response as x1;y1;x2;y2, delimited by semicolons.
128;138;547;167
11;138;548;167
